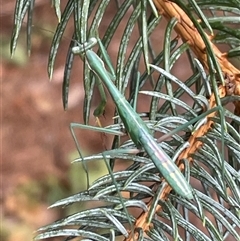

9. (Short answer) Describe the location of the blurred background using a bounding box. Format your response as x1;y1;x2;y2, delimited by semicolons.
1;1;223;240
1;1;117;240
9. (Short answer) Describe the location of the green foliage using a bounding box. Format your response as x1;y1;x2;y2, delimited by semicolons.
12;0;240;240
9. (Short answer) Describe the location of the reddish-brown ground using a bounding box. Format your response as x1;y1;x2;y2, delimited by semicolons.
2;2;115;240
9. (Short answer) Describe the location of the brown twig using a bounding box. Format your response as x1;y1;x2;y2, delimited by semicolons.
125;1;240;239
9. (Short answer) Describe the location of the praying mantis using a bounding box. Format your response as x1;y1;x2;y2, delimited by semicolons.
72;37;193;200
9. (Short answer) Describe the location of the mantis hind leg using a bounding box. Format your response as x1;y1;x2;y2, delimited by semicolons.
70;123;90;187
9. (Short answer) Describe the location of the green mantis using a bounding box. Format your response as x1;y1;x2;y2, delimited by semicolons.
72;38;193;200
